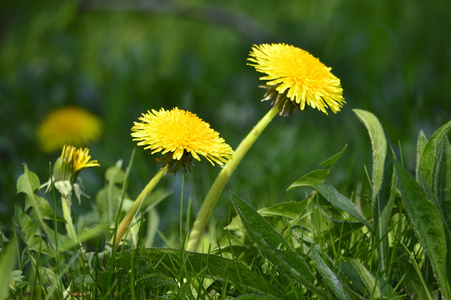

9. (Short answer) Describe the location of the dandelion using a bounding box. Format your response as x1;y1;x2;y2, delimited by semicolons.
248;43;345;116
52;145;100;242
112;108;233;246
53;145;100;183
186;43;346;252
131;107;233;174
37;106;103;154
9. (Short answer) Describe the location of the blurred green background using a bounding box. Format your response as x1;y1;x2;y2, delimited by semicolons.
1;0;450;238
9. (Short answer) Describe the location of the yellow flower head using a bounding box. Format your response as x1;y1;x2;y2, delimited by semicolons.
53;145;100;183
131;108;234;173
37;106;103;154
248;43;345;116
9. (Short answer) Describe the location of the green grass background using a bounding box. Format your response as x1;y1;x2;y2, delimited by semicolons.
1;0;450;239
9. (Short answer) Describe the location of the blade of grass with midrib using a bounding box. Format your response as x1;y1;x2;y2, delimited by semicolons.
394;159;450;299
354;109;397;280
311;249;352;300
231;193;328;297
417;121;451;187
353;109;386;202
315;182;372;230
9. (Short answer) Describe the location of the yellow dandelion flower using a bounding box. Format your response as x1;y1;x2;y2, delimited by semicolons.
53;145;100;183
131;107;233;173
248;43;345;115
37;106;103;154
62;145;100;174
51;145;99;240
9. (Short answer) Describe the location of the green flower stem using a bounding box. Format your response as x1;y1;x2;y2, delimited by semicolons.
186;105;280;252
61;196;77;242
111;164;168;246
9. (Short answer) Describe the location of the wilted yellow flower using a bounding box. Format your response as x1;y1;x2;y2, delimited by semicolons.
53;145;100;183
248;43;345;116
37;106;103;153
131;108;233;173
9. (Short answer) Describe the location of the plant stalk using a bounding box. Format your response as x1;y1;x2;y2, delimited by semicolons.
186;105;280;252
61;196;78;243
111;164;168;245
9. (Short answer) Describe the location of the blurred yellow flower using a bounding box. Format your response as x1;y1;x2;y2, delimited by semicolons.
37;106;102;153
131;108;233;173
53;145;100;183
248;43;345;115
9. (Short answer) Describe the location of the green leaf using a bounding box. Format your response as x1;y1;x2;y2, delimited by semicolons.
394;159;450;299
25;194;55;221
231;194;325;296
340;262;367;296
235;295;279;300
418;169;451;288
258;201;310;220
373;147;397;277
17;164;40;194
397;246;433;300
133;263;173;290
416;123;451;283
287;169;328;190
349;258;381;298
214;235;249;257
0;238;17;300
417;120;451;187
353;109;387;202
287;145;347;191
415;130;428;175
119;248;281;297
436;138;451;235
74;274;97;286
38;266;57;286
17;165;53;220
342;259;396;299
97;162;128;223
105;162;126;185
9;270;25;284
16;165;56;244
319;144;348;175
96;186;124;222
311;249;352;300
14;205;54;257
223;215;244;232
315;182;372;230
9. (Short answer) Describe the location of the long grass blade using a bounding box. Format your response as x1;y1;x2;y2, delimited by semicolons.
353;109;387;202
311;249;352;300
231;193;328;297
394;159;450;299
315;182;372;229
373;147;397;278
417;120;451;187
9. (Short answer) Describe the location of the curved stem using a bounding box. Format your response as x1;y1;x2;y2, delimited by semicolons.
186;105;279;252
111;165;168;245
61;196;78;243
